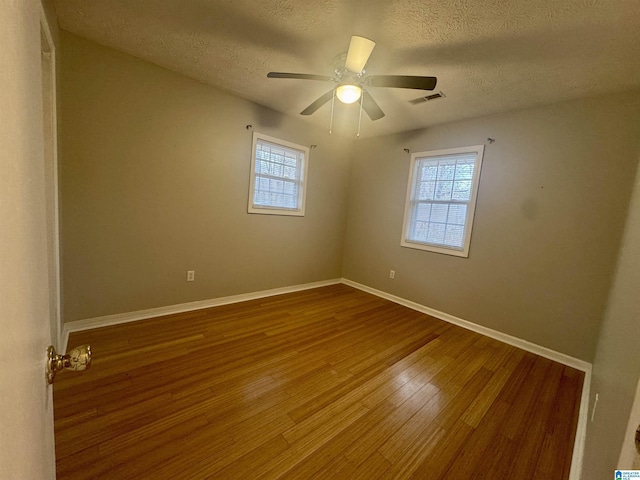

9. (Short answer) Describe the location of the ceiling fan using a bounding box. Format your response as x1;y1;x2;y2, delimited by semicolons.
267;36;438;123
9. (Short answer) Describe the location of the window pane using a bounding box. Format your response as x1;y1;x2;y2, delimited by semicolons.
435;181;452;200
283;181;296;196
411;221;428;242
282;194;296;208
444;224;464;247
430;204;449;223
418;181;435;200
452;180;472;201
437;162;456;181
447;204;467;225
283;166;297;179
415;203;431;222
454;162;475;180
270;179;282;192
420;164;438;181
427;223;445;244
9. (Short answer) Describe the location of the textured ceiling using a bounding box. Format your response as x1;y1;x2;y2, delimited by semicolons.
53;0;640;138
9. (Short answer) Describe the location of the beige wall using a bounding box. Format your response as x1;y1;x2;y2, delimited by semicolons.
583;157;640;478
342;93;640;361
41;0;60;44
59;32;353;322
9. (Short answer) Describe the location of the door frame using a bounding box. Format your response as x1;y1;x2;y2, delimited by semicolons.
40;2;62;350
618;375;640;468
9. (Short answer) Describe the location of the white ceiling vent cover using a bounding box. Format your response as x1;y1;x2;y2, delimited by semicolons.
409;91;446;105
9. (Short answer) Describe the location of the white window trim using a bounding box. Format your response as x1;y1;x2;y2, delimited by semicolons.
400;145;485;258
248;132;309;217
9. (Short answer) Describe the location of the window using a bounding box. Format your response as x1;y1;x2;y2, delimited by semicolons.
248;132;308;216
401;145;484;257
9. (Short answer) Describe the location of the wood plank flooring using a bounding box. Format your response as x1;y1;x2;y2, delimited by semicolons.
54;284;584;479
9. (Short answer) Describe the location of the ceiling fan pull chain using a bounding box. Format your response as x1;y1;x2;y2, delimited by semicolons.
329;90;336;135
357;95;364;138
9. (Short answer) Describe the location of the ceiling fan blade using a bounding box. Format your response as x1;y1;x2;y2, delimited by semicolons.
365;75;437;90
267;72;334;82
345;36;376;74
300;89;335;115
361;90;385;121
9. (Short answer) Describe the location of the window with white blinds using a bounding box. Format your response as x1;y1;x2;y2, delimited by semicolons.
248;132;308;216
401;145;484;257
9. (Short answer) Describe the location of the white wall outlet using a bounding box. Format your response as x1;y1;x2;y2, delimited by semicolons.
389;270;396;279
187;270;195;282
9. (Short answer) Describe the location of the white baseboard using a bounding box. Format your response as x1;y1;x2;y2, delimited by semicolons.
570;367;590;480
341;278;591;372
341;277;590;480
61;278;342;351
60;276;590;479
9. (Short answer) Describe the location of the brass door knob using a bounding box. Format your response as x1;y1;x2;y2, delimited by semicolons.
47;344;92;384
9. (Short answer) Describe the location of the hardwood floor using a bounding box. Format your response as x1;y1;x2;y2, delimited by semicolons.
54;284;584;479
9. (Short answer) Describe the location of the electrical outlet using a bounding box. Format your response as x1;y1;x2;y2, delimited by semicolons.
389;270;395;279
187;270;195;282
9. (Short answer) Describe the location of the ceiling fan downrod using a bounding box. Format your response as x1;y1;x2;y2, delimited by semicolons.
357;95;364;138
329;89;336;135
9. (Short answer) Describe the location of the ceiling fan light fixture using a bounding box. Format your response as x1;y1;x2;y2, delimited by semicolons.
336;84;362;104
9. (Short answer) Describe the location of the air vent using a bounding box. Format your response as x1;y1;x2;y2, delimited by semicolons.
409;91;446;105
